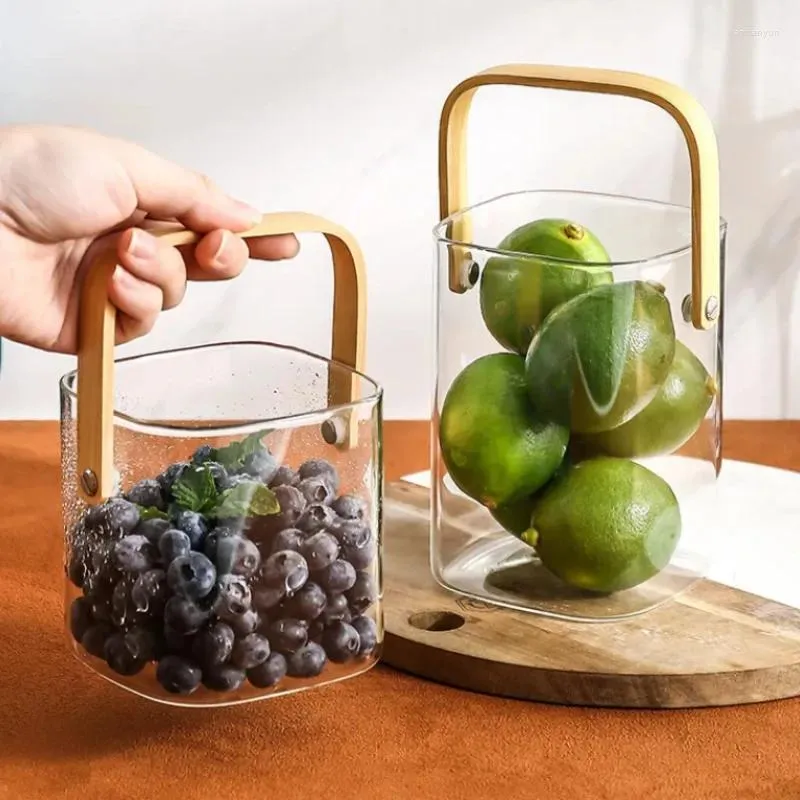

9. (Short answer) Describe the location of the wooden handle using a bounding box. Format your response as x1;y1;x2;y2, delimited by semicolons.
77;211;367;503
439;64;721;331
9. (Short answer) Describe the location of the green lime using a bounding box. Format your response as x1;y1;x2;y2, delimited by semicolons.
526;457;682;593
479;218;612;354
439;352;569;509
489;449;574;536
577;341;716;458
524;280;676;434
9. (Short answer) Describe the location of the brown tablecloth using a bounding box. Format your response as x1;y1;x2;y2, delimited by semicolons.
2;421;799;800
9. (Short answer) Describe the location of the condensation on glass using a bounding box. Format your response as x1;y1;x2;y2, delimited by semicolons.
60;342;383;706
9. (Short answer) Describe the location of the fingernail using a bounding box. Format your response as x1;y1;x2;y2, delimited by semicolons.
127;229;157;259
112;265;136;288
232;199;262;226
211;230;232;268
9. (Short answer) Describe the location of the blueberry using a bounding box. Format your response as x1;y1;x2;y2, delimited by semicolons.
232;633;271;670
69;597;93;643
157;461;189;494
317;559;357;593
331;494;367;522
111;579;141;627
253;585;285;613
271;528;307;554
104;633;146;675
174;510;208;549
80;623;113;658
203;526;238;562
203;663;246;692
123;625;158;661
307;619;325;642
285;582;327;621
159;529;192;564
351;615;378;656
67;541;91;589
297;477;335;506
271;485;307;529
214;574;252;619
269;466;299;488
346;571;377;614
320;592;351;625
227;608;261;638
191;444;216;465
156;655;202;695
242;449;278;483
321;621;360;664
167;552;216;601
297;504;336;535
95;498;141;537
131;569;168;615
164;596;209;635
286;642;327;678
300;532;340;572
84;503;108;532
343;538;378;571
298;459;339;494
125;479;166;511
191;622;235;669
267;618;308;654
89;540;116;574
164;626;193;655
137;517;172;545
247;652;287;688
113;535;156;573
331;519;372;550
261;550;309;594
215;535;261;578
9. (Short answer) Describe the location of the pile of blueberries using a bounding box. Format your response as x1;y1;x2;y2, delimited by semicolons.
67;441;379;697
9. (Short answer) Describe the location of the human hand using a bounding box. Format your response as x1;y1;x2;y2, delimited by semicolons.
0;124;299;353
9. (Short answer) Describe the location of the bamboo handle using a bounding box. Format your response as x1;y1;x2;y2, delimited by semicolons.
76;211;367;503
439;63;721;331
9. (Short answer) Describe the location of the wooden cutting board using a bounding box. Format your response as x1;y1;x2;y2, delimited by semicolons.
380;480;800;709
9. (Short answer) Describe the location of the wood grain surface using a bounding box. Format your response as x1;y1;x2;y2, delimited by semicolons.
381;480;800;708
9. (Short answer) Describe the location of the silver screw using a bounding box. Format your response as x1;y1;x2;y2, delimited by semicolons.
681;295;693;322
81;468;98;496
321;416;346;446
459;254;479;291
705;295;720;322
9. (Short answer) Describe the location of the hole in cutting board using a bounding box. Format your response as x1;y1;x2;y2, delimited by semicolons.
408;611;465;632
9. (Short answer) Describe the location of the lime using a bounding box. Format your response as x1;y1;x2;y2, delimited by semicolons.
439;353;568;509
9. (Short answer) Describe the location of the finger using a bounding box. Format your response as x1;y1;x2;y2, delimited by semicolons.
116;228;187;309
178;230;300;281
107;265;164;344
185;229;250;280
111;138;262;232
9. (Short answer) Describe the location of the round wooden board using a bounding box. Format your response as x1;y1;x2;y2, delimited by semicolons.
380;480;800;709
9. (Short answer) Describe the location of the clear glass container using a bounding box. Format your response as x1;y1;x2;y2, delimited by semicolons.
431;189;724;621
61;341;383;706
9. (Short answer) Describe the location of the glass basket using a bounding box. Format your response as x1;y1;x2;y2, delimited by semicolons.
431;66;724;621
61;213;384;706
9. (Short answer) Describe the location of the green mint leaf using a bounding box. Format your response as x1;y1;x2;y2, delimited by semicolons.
137;505;168;521
171;464;219;513
213;430;272;470
212;480;280;519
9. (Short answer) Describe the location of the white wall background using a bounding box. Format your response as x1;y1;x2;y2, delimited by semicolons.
0;0;797;420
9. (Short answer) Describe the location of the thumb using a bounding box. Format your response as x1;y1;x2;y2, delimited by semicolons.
112;139;263;232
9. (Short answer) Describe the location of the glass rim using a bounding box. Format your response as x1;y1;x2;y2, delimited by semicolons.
59;340;383;435
432;189;728;268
